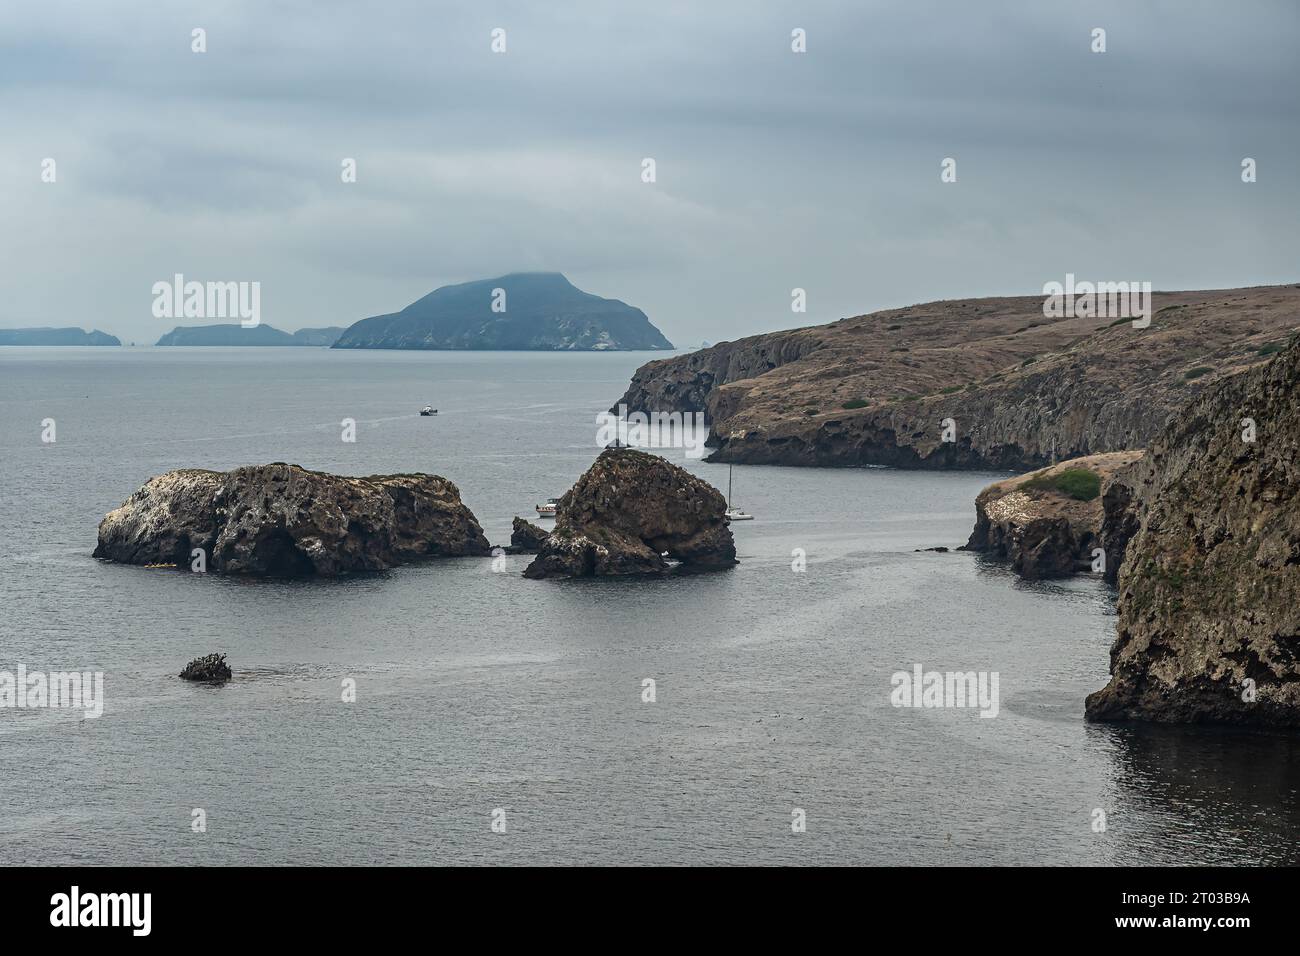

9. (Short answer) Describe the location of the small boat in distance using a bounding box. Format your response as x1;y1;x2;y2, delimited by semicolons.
725;464;754;521
420;405;437;416
535;498;559;518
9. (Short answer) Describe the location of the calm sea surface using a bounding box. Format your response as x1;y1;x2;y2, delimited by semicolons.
1;347;1297;865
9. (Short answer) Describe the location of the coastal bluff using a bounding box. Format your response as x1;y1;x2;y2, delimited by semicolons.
1086;339;1300;726
963;451;1143;580
615;284;1300;471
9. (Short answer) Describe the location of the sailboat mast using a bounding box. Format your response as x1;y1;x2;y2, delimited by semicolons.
728;464;733;506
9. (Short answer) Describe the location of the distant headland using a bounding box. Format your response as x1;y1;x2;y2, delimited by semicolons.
155;324;345;346
0;327;120;346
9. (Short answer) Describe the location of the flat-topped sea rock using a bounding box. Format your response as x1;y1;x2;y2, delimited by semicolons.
94;463;489;577
963;451;1143;580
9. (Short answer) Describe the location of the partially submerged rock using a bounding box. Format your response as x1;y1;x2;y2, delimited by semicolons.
507;516;550;554
180;653;232;683
523;449;737;578
95;463;490;577
1086;340;1300;726
963;452;1143;580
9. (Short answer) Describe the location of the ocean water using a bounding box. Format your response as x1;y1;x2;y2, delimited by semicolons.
1;347;1297;866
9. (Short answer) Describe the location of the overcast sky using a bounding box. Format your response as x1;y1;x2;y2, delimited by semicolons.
2;0;1297;346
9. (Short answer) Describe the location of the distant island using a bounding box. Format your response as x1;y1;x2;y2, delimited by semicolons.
332;272;673;351
0;327;120;346
155;325;345;346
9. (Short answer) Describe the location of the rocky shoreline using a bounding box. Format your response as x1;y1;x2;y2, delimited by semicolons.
955;337;1300;726
95;309;1300;727
615;284;1300;472
1084;338;1300;726
963;451;1143;580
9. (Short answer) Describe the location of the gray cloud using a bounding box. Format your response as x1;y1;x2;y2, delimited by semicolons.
1;0;1296;346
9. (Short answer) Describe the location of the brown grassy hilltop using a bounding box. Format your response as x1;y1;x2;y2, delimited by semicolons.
615;283;1300;470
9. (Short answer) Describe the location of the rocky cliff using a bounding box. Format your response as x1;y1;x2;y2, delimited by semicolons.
523;449;736;578
615;284;1300;470
964;452;1143;580
1085;340;1300;726
94;464;490;576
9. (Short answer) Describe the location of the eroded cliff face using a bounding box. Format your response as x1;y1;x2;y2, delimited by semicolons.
964;452;1143;580
94;463;490;576
523;448;736;578
614;285;1300;471
1085;341;1300;725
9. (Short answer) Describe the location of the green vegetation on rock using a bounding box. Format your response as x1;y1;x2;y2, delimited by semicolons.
1022;467;1102;501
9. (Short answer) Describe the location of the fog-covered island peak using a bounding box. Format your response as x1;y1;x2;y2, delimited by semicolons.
332;272;673;351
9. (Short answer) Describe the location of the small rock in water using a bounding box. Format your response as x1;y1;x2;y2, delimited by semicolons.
180;653;232;683
505;516;550;554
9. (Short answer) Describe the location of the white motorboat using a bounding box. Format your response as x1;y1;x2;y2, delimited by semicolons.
420;405;437;416
535;497;559;518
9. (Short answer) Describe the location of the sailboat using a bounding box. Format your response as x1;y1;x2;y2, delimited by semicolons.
725;464;753;521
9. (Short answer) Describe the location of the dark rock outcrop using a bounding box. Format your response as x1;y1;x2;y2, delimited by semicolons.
523;449;736;578
1086;341;1300;725
94;463;490;577
507;517;550;554
964;452;1143;580
614;284;1300;471
180;653;232;683
1097;467;1144;585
